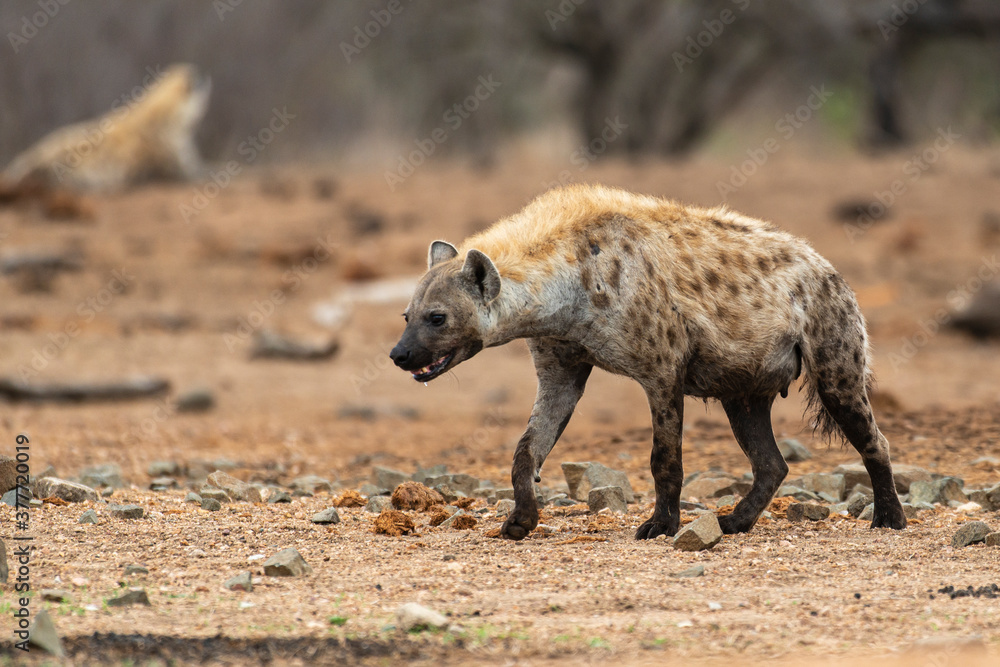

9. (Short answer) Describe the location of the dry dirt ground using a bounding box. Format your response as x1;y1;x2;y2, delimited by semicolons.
1;148;1000;665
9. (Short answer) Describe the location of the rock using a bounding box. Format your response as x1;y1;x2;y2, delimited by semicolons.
364;496;392;513
494;499;516;517
847;494;874;518
909;478;966;506
201;498;222;512
290;475;334;495
430;482;465;503
673;513;723;551
27;609;63;656
33;477;98;503
391;481;444;511
206;471;262;502
494;488;515;501
412;464;448;485
263;547;312;577
149;476;177;490
796;473;845;502
78;509;99;524
78;463;125;489
0;538;7;583
267;490;292;504
833;462;930;493
985;532;1000;547
956;501;983;513
224;571;253;592
0;455;16;494
107;504;144;519
857;504;875;521
396;602;449;632
715;495;736;508
951;521;992;548
107;589;151;607
951;278;1000;336
986;482;1000;508
682;476;742;500
184;492;202;504
777;438;812;462
588;486;627;514
775;485;821;502
966;489;994;511
2;487;29;506
372;466;410;491
901;503;921;519
359;483;385;497
41;589;71;603
200;488;229;502
787;502;830;522
311;508;341;524
561;462;635;503
124;565;149;575
250;330;339;361
147;461;181;477
174;388;215;413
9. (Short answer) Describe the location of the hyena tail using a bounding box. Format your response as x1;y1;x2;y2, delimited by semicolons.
799;283;875;445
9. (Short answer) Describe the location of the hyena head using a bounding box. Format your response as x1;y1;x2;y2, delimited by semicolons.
390;240;501;382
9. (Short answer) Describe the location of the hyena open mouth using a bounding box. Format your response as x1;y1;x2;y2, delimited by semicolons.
411;352;454;382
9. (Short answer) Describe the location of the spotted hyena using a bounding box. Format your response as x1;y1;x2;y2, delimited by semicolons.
390;184;907;540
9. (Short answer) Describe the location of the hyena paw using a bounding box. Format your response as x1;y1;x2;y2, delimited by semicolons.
499;508;538;541
635;516;678;540
718;512;757;535
870;504;907;530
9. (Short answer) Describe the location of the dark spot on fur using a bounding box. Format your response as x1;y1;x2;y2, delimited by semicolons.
656;413;666;427
727;281;741;297
756;256;771;272
733;253;748;271
590;243;601;256
752;297;763;309
704;269;721;289
623;241;634;255
609;258;622;290
643;257;654;274
581;266;593;291
711;218;750;233
667;328;676;346
592;292;610;309
853;351;862;365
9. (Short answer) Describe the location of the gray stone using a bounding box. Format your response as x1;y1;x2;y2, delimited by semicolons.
33;477;98;503
107;504;144;519
787;502;830;522
27;609;63;656
184;492;202;504
858;504;875;521
952;521;992;548
715;494;736;508
359;483;385;497
412;464;447;485
671;564;705;578
967;489;995;512
0;455;16;494
495;488;515;500
834;462;930;494
107;589;151;607
848;494;874;518
673;513;723;551
829;502;849;514
848;484;873;499
682;476;741;500
396;602;449;632
78;509;99;524
201;498;222;511
149;476;177;490
79;463;125;489
290;475;334;495
147;461;181;477
777;438;812;462
588;486;627;514
494;499;516;517
263;547;312;577
124;565;149;575
224;571;253;592
364;495;392;513
174;388;215;413
776;485;821;502
0;538;6;583
2;487;29;506
796;473;845;502
200;488;229;502
901;503;921;519
985;532;1000;547
430;482;465;503
425;473;479;497
372;466;410;491
986;482;1000;508
311;508;341;524
207;471;262;502
909;478;966;506
267;490;292;504
562;462;635;503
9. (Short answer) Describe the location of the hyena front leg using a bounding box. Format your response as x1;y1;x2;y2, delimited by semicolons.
635;380;684;539
719;396;788;534
500;339;592;541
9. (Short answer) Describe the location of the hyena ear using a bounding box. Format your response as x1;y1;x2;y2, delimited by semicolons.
461;249;501;303
428;240;459;269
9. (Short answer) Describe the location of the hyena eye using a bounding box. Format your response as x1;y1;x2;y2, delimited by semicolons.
429;313;447;327
402;313;409;323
